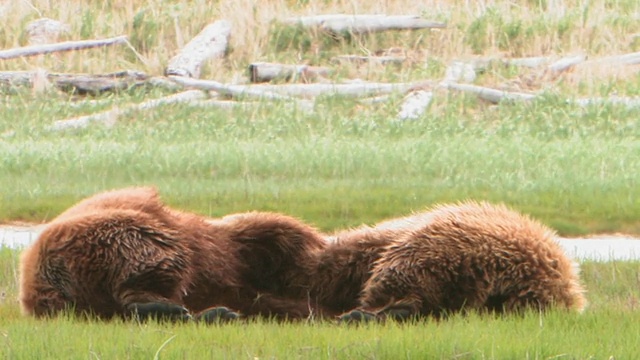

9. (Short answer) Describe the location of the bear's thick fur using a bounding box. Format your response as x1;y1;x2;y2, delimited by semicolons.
315;202;586;320
20;188;586;322
19;187;328;320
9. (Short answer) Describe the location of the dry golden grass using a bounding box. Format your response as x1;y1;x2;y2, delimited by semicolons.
1;0;640;92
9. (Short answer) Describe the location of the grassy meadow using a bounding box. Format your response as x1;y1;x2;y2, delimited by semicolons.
1;0;640;358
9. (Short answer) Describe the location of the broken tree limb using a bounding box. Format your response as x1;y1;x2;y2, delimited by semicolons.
547;54;587;73
397;90;433;120
235;81;426;98
330;55;406;65
595;51;640;65
165;20;231;78
168;76;314;111
284;14;446;34
48;90;208;131
248;62;331;83
571;96;640;109
0;35;128;60
446;83;537;104
0;70;149;94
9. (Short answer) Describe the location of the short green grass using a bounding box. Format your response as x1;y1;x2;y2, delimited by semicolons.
2;0;640;357
2;90;639;235
1;247;639;359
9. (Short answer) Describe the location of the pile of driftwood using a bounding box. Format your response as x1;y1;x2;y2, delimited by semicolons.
2;15;640;132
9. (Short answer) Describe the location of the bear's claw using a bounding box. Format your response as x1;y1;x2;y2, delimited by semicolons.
194;306;242;324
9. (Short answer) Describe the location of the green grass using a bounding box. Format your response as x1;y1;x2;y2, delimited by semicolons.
1;91;639;235
1;247;639;359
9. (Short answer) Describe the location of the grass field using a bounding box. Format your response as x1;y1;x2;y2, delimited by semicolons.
0;247;639;359
2;0;640;358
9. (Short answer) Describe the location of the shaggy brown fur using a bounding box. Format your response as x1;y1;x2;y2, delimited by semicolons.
20;188;586;322
316;202;586;321
19;187;327;320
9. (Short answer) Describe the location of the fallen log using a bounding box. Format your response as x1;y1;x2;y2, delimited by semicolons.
248;62;330;83
169;76;314;111
0;35;128;60
397;90;433;120
547;54;587;73
446;83;536;104
572;96;640;109
165;20;231;78
48;90;208;131
330;55;406;65
0;70;149;94
284;14;446;34
237;81;424;98
596;51;640;65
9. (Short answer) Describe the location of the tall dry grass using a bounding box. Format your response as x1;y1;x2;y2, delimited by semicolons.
1;0;639;88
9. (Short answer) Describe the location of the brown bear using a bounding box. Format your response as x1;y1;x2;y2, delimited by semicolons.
19;186;329;321
312;201;587;321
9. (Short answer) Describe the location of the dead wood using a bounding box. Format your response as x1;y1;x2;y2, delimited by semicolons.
248;62;330;83
0;35;128;60
330;55;406;65
48;90;208;131
397;90;433;120
446;83;536;104
165;20;231;78
284;14;446;34
0;70;148;94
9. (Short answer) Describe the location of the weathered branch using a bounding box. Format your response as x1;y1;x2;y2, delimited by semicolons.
248;62;330;83
284;14;446;34
48;90;208;131
446;83;536;104
547;54;587;73
572;96;640;109
0;70;149;94
165;20;231;78
596;51;640;65
237;81;425;98
0;35;128;60
397;90;433;120
169;76;314;111
330;55;406;65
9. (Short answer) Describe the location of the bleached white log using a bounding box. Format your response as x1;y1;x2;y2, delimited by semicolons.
547;54;587;73
0;35;128;60
596;51;640;65
446;83;536;104
285;14;446;34
242;81;421;98
165;20;231;78
172;75;421;99
248;62;330;83
0;70;148;94
572;96;640;109
169;76;314;111
48;90;208;131
397;90;433;120
330;55;406;65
